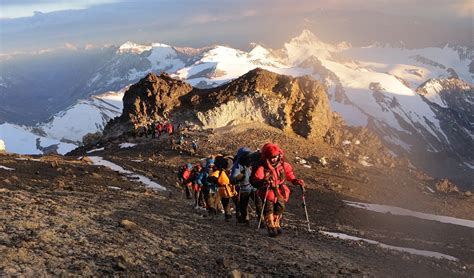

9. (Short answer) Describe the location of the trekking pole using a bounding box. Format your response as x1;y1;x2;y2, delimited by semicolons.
302;191;314;232
257;184;270;230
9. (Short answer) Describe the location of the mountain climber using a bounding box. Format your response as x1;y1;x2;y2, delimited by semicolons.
196;157;219;215
156;122;163;138
132;123;138;138
177;163;193;199
209;155;238;221
251;143;305;237
230;147;263;225
191;140;198;155
142;124;149;138
150;122;156;138
191;163;205;208
166;122;174;136
178;134;185;145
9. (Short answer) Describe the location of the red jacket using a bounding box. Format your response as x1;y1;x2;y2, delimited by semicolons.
252;143;296;202
167;124;173;134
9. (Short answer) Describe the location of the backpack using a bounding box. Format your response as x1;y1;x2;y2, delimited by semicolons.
247;150;265;189
177;165;186;179
247;150;262;169
214;155;231;171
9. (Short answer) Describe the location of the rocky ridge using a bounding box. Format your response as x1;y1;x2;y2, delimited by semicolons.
104;68;355;144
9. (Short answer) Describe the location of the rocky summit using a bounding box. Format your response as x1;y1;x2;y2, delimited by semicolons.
105;68;346;142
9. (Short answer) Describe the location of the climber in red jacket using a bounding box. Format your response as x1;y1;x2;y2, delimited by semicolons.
251;143;305;237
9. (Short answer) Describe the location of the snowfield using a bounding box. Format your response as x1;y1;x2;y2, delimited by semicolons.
0;123;76;155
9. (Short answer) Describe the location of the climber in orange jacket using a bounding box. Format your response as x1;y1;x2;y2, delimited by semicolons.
251;143;305;237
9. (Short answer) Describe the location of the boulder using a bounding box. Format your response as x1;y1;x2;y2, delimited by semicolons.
435;179;459;194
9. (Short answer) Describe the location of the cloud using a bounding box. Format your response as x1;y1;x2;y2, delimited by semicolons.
188;9;259;25
0;0;471;54
453;0;473;17
64;43;78;50
0;0;121;18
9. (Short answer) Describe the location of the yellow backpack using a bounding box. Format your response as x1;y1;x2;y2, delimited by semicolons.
212;170;237;198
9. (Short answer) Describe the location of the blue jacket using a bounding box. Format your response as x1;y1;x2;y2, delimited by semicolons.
196;159;217;193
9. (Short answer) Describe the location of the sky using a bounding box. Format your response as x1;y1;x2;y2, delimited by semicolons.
0;0;121;18
0;0;472;54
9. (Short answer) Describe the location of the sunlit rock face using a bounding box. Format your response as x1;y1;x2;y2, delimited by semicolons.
103;68;334;141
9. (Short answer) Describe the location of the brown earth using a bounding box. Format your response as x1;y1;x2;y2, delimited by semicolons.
1;124;473;276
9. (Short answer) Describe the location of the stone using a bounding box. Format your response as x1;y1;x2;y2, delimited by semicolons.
120;219;138;231
435;179;459;194
228;269;242;278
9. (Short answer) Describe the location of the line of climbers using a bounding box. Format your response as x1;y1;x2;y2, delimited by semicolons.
133;121;175;139
177;143;305;237
133;121;199;154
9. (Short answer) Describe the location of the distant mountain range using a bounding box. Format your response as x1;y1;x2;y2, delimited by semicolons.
0;30;472;185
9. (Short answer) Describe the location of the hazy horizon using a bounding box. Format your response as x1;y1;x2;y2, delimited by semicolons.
0;0;472;55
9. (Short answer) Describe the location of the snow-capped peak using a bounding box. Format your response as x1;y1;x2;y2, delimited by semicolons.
151;43;172;48
289;29;337;51
284;29;338;64
249;44;270;59
118;41;152;54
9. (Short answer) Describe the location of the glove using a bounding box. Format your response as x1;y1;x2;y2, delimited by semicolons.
292;179;306;193
263;172;274;186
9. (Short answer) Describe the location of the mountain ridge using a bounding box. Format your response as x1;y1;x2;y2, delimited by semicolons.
1;30;472;186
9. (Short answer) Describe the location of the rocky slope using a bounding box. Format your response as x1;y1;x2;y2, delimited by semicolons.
414;78;474;184
1;124;473;276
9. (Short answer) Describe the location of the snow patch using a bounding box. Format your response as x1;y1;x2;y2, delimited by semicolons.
15;157;41;162
118;41;152;54
0;165;15;171
119;143;136;149
321;231;458;261
463;161;474;169
344;200;474;228
86;147;104;153
89;156;166;191
421;80;448;108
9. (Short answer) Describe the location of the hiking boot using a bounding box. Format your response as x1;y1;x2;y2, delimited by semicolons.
224;214;232;222
268;228;277;238
273;214;283;235
208;208;217;215
242;219;250;226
